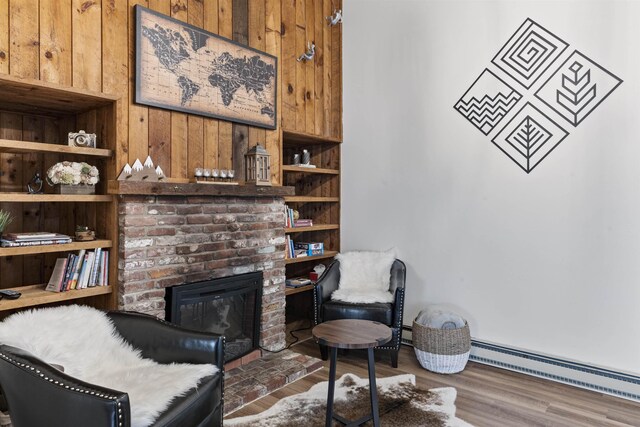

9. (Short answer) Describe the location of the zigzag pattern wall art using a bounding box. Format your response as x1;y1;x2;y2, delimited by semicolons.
454;69;522;135
454;18;623;173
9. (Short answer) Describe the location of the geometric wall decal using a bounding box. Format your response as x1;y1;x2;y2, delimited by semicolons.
491;102;569;173
454;17;623;174
492;18;569;89
454;69;522;136
535;50;623;127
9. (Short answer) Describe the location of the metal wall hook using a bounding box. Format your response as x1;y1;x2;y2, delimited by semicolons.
326;9;342;26
297;42;315;62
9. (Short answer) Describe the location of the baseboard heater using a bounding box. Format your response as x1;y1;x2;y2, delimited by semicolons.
400;326;640;402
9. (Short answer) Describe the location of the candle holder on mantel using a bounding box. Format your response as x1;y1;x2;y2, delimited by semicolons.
244;144;271;186
192;167;238;185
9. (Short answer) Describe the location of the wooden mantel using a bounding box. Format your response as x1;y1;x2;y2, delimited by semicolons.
108;180;295;197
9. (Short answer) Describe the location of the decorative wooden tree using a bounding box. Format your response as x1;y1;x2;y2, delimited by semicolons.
245;144;271;186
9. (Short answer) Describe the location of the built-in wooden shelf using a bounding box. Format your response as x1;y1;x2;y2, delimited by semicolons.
285;284;315;296
0;73;119;313
0;239;112;257
0;284;113;311
0;193;113;203
283;130;342;145
282;165;340;175
0;73;118;115
284;196;340;203
285;224;340;233
285;251;338;265
109;181;295;197
0;139;113;157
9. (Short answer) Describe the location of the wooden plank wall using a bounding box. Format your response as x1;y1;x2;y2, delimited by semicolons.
0;0;342;287
0;0;342;182
281;0;342;139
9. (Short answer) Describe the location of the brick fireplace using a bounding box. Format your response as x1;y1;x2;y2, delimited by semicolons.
116;192;288;351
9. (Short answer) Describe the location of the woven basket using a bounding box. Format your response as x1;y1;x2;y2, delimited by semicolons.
412;320;470;374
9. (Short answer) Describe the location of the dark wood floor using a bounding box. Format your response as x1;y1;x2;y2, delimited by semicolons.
226;334;640;426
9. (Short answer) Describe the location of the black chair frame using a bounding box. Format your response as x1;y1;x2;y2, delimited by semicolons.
313;258;406;368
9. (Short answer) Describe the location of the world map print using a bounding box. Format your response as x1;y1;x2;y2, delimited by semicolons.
135;6;277;129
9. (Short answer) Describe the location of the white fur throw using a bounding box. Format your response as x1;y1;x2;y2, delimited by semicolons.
0;305;218;427
331;249;397;304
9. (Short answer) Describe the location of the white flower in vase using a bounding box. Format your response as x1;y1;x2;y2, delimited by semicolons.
46;161;100;187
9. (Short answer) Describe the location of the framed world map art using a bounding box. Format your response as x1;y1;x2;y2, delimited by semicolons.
135;5;277;129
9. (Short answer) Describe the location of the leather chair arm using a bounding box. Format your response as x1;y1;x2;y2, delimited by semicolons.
0;345;130;427
313;260;340;324
389;259;406;294
107;311;224;369
392;287;406;329
316;260;340;301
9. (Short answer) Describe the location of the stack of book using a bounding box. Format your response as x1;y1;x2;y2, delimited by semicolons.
295;242;324;256
284;205;313;228
285;239;324;259
285;277;312;288
285;235;294;258
45;249;109;293
1;232;72;247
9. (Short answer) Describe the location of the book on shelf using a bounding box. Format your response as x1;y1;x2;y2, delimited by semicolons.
89;248;102;288
284;205;294;228
1;238;72;247
48;248;109;293
70;249;86;290
78;251;96;290
5;232;58;240
284;204;315;229
62;254;77;291
294;242;324;256
285;277;312;287
3;232;71;242
293;249;308;258
100;251;109;286
45;258;69;292
286;239;325;258
285;235;293;258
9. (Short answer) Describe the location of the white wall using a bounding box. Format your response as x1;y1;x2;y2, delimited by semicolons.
342;0;640;374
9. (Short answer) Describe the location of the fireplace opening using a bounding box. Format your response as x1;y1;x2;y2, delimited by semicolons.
165;272;263;363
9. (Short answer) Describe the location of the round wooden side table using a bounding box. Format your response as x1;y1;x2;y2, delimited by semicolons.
312;319;392;427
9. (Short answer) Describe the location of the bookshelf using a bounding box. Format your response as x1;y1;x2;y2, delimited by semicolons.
285;224;339;233
0;139;113;158
0;73;118;313
284;251;339;266
284;284;314;297
0;285;113;312
281;165;339;175
282;131;341;287
0;240;112;257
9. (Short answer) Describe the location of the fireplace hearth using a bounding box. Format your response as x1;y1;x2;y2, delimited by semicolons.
117;194;287;352
166;272;263;362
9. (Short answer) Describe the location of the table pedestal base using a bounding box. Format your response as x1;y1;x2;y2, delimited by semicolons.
325;347;380;427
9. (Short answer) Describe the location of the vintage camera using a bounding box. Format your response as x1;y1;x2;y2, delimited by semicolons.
68;130;97;148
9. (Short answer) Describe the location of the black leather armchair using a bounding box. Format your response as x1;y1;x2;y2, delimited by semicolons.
313;259;406;367
0;311;225;427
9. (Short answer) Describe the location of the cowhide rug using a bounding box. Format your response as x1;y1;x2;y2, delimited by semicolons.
226;373;474;427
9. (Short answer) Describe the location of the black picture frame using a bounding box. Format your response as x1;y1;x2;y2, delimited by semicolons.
135;5;277;130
